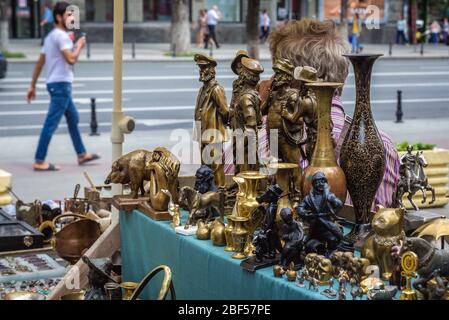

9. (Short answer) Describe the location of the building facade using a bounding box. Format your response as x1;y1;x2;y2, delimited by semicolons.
7;0;426;44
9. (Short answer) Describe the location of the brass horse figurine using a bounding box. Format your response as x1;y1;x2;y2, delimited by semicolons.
178;186;224;228
393;151;436;211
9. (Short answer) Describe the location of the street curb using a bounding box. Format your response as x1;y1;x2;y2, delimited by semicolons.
6;55;449;64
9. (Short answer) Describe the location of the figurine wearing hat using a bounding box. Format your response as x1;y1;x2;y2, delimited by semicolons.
261;58;302;196
280;207;304;269
232;57;264;173
283;66;321;162
193;53;229;187
297;171;344;254
229;50;250;127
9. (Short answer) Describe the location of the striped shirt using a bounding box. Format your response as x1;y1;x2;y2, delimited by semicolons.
224;95;400;209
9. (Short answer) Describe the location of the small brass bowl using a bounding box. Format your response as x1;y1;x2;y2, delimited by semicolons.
5;291;45;300
60;290;86;300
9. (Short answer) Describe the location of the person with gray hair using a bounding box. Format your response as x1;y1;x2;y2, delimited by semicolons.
258;18;400;209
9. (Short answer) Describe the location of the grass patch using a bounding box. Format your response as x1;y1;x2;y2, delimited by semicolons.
3;51;26;59
396;141;436;152
164;51;198;58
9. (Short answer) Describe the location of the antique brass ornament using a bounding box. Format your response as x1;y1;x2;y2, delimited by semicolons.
129;265;176;300
362;205;406;280
121;282;139;300
224;216;235;252
211;218;226;246
273;264;285;277
266;162;298;215
232;171;267;256
193;53;229;187
60;291;86;300
412;217;449;249
230;216;250;259
261;58;303;196
4;291;45;300
51;213;102;264
230;57;264;174
304;253;333;285
400;251;418;300
286;262;297;281
64;184;87;214
301;82;347;203
196;219;211;240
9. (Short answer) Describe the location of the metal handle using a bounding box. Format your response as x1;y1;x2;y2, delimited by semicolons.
73;184;81;199
52;213;88;226
130;265;176;300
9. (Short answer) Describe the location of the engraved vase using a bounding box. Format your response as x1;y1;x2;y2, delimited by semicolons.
339;54;386;243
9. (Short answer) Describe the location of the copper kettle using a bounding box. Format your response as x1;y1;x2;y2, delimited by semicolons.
51;213;101;264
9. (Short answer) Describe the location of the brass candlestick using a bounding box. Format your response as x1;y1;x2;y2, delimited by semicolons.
399;251;418;300
224;215;235;252
121;282;139;300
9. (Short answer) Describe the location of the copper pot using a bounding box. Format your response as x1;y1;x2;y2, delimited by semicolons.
52;213;101;264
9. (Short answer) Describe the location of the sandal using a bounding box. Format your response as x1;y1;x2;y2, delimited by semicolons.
33;163;60;172
78;153;101;165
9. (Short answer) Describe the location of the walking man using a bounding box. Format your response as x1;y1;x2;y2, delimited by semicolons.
27;1;100;171
205;5;221;49
259;9;271;43
40;1;54;45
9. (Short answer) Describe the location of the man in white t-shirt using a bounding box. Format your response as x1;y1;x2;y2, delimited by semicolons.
205;5;221;49
259;9;271;43
27;1;100;171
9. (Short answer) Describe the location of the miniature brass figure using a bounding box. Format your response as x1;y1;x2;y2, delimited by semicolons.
279;208;304;270
292;66;320;162
230;50;250;115
105;149;153;198
231;57;264;173
261;58;303;195
367;283;397;300
393;145;436;211
146;147;180;212
286;262;297;281
196;219;211;240
362;205;406;280
210;218;226;246
297;171;345;255
193;54;229;187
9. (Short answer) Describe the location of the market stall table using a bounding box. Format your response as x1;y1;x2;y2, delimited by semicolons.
120;209;348;300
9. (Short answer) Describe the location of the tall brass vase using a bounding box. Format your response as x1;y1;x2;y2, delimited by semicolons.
301;82;347;203
340;54;386;243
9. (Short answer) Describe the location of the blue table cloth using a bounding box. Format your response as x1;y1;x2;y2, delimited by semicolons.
120;209;348;300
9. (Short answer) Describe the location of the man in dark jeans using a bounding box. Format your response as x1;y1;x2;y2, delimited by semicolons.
27;1;100;171
205;5;220;49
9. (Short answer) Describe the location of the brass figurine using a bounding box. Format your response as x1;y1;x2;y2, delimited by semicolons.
146;147;180;212
210;218;226;246
304;253;333;286
196;219;211;240
266;162;299;215
292;66;320;162
261;58;303;196
105;149;154;199
229;50;250;128
193;54;229;187
230;57;264;173
362;205;406;280
286;262;297;281
297;171;346;255
393;145;436;211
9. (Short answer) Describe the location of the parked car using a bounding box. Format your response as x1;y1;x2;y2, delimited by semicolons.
0;52;7;79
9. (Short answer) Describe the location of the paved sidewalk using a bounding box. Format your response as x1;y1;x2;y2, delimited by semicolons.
6;39;449;63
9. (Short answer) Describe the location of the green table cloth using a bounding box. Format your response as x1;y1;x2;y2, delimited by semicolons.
119;209;346;300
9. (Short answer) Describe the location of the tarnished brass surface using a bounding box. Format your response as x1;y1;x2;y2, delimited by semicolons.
210;218;226;246
52;213;101;264
301;82;347;203
230;216;249;259
60;291;86;300
362;206;406;280
194;54;229;187
196;219;211;240
4;291;45;300
130;265;175;300
400;251;418;300
412;217;449;243
121;282;139;300
224;216;235;252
